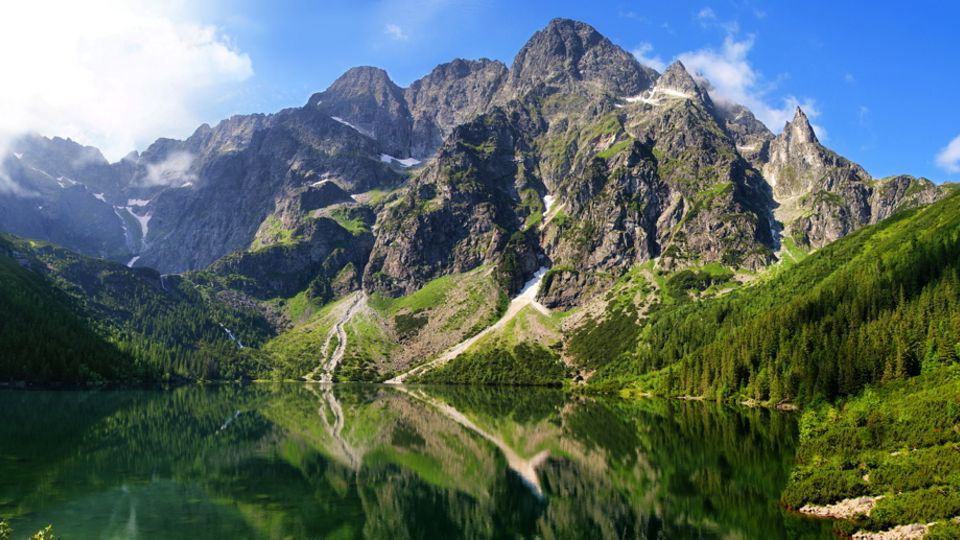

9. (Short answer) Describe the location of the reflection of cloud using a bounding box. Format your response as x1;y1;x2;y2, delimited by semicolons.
144;152;197;186
0;1;252;161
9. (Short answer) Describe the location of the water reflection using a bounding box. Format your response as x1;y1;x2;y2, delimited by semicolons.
0;385;832;539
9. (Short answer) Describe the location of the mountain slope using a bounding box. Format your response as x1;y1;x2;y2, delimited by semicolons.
0;237;133;383
0;234;274;383
585;190;960;403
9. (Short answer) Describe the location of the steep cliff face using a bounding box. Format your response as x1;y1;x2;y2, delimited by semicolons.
364;107;544;296
536;61;776;305
763;108;941;248
405;59;508;159
308;67;414;158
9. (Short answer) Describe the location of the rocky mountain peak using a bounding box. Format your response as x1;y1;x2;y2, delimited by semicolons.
503;18;657;99
307;65;412;156
782;106;818;145
318;66;402;103
404;58;508;159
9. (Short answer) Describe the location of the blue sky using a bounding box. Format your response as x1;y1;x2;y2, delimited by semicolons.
3;1;959;181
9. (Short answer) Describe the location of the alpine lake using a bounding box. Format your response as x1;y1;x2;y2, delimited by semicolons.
0;384;835;539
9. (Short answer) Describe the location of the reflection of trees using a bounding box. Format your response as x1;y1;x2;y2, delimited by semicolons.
1;385;831;539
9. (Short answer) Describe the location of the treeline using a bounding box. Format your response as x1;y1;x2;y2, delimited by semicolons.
0;235;273;384
591;193;960;404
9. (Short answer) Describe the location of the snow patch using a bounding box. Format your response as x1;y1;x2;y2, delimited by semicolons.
125;206;152;249
543;194;556;215
13;152;22;160
126;198;150;207
93;193;107;202
622;87;694;107
379;153;421;168
127;256;140;267
56;176;77;188
311;179;330;188
331;116;373;137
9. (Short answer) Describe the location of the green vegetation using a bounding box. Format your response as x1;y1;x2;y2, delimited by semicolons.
329;207;369;234
259;296;347;379
783;365;960;535
413;343;568;386
0;234;272;384
588;192;960;405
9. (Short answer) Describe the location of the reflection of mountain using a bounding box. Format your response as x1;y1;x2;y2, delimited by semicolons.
0;386;832;539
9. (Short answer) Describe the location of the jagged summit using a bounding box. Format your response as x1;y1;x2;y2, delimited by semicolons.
782;106;818;145
502;18;657;98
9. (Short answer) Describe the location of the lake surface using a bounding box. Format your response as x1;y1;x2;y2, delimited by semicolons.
0;385;833;539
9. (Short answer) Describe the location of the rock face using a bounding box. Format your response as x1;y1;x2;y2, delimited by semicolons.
364;107;544;296
0;17;943;311
763;108;940;248
405;59;508;159
207;217;373;301
308;67;413;157
499;18;657;100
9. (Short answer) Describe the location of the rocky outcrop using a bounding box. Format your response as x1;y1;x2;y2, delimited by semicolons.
308;67;413;157
364;107;544;296
763;108;941;248
207;217;372;301
405;59;508;159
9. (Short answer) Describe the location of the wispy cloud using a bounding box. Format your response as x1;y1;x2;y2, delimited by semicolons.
844;72;857;84
0;1;252;163
632;42;666;72
935;135;960;173
143;151;197;186
679;35;825;138
696;6;739;34
384;23;408;41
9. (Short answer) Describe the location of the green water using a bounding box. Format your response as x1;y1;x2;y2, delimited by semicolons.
0;385;833;539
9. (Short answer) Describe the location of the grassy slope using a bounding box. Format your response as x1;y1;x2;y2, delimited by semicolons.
413;304;569;386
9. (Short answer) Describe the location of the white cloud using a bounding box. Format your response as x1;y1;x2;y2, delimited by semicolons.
0;0;252;163
696;6;739;34
844;72;857;84
679;35;825;138
632;42;666;72
143;152;197;186
697;7;717;21
935;135;960;173
384;23;408;40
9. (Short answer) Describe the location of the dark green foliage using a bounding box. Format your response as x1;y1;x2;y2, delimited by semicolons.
593;193;960;403
784;365;960;532
0;234;273;383
414;343;568;386
664;268;732;302
0;244;135;383
566;305;641;370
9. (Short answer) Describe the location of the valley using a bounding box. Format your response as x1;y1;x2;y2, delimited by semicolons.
0;16;958;539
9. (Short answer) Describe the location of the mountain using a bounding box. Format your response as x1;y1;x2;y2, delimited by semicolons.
0;17;947;386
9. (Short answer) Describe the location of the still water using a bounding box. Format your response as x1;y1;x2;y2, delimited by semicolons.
0;385;833;539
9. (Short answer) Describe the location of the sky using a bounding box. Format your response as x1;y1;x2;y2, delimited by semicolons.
1;0;958;182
